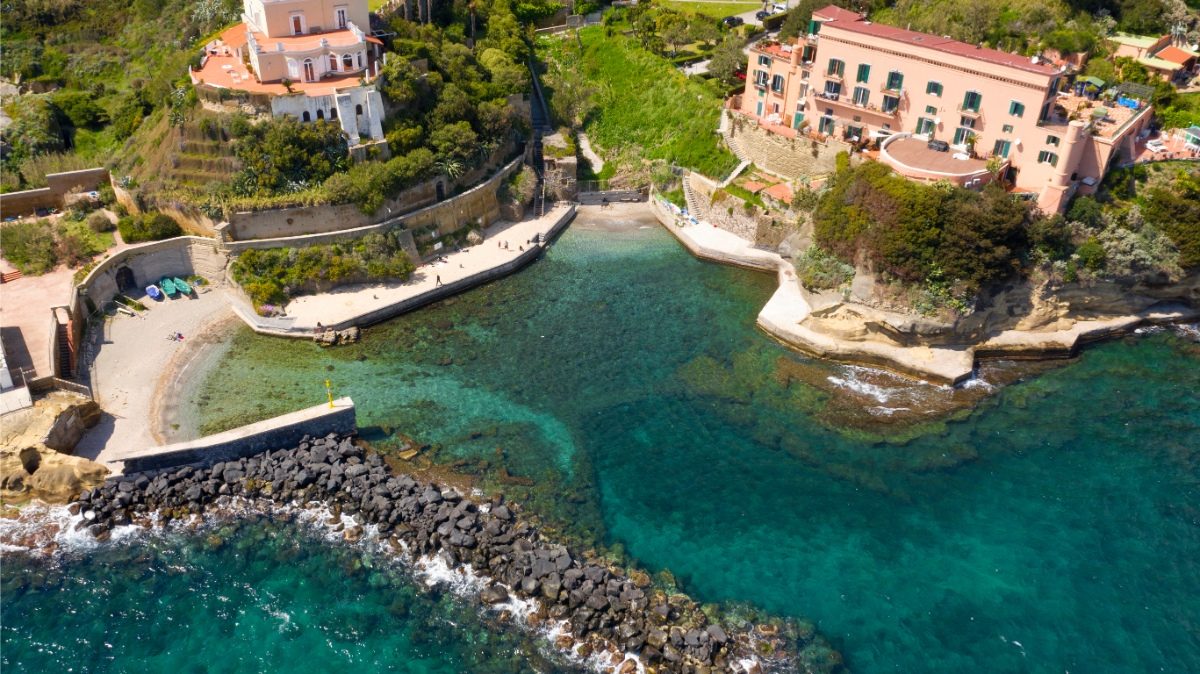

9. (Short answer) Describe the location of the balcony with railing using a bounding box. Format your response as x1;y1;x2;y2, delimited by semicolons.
821;94;900;119
957;104;983;118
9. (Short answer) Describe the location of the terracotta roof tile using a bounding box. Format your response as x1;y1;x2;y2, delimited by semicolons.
1155;45;1198;66
813;4;1060;76
763;183;794;202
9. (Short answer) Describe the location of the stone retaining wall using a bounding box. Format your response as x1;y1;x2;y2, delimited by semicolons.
111;398;356;473
323;205;576;331
726;113;848;179
0;168;109;217
78;237;229;310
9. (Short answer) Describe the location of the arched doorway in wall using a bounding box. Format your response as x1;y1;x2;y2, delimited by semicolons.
330;107;338;120
302;111;311;122
316;109;324;120
436;182;445;201
343;54;354;71
303;58;315;82
115;266;136;292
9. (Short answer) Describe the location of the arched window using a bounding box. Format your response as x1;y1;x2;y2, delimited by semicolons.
302;58;315;82
329;107;338;120
316;109;324;120
329;54;338;71
302;111;311;122
357;52;364;68
355;104;363;115
343;54;354;70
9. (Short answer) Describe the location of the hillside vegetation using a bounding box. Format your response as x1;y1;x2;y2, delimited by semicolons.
537;15;739;179
808;155;1198;314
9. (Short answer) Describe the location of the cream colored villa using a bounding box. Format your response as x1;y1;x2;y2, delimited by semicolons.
190;0;387;143
735;5;1155;213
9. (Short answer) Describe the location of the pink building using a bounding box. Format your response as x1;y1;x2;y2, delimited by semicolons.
189;0;387;144
735;5;1154;212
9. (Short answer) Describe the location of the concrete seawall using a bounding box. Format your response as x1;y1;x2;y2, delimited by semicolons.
110;397;356;473
231;204;577;337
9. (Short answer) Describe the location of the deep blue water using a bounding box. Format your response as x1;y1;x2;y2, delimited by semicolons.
6;211;1199;672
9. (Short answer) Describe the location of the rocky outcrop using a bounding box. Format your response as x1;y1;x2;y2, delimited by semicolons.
75;434;834;673
1;392;109;503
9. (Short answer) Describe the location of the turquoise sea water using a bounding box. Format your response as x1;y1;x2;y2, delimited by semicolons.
2;515;585;674
6;212;1199;672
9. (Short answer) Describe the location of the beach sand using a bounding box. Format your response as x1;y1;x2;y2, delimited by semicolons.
74;288;235;468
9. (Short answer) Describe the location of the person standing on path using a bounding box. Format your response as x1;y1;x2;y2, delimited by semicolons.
436;275;442;287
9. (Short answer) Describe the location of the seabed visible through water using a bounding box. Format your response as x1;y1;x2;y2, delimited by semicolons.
5;207;1200;673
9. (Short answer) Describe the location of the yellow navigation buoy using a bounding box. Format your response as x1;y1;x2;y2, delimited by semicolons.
325;379;334;408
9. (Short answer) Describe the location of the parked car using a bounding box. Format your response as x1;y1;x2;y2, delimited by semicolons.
1146;139;1167;153
771;3;788;12
927;139;950;152
722;16;744;27
755;10;771;20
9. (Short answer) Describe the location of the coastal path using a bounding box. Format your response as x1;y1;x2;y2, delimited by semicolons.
238;204;576;335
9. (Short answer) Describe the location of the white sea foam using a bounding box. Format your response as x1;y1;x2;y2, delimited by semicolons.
3;496;767;674
826;372;892;403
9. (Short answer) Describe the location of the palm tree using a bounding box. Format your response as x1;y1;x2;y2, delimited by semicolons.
436;157;464;179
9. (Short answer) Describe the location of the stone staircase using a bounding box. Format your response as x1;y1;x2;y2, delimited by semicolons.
681;173;704;217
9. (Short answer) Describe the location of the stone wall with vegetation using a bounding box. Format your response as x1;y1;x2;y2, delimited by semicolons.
727;114;847;180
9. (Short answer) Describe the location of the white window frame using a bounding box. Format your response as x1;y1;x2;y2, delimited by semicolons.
290;12;307;35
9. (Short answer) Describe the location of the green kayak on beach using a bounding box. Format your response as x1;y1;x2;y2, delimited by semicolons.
159;277;178;296
173;277;192;295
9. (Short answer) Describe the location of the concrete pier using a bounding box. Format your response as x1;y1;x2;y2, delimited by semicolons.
111;397;356;473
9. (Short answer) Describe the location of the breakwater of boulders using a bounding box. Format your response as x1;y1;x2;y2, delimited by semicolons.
72;433;832;674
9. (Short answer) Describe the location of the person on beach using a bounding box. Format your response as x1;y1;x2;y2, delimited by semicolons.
436;275;442;287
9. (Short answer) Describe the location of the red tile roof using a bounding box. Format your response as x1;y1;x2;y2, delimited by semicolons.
763;183;794;203
812;5;1060;76
1156;45;1198;66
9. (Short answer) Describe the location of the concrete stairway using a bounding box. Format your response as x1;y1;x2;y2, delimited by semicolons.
682;173;704;217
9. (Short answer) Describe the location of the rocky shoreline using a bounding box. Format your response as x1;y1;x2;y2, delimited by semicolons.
69;433;842;674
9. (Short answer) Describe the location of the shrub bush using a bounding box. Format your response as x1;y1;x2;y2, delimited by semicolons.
231;231;417;309
117;212;182;242
0;220;59;274
87;211;115;232
794;245;855;290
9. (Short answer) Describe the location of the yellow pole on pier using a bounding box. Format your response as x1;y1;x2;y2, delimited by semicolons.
325;379;334;408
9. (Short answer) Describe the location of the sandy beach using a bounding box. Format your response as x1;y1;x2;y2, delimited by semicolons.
74;287;235;467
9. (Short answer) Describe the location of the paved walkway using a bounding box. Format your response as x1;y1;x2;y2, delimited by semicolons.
248;205;575;333
0;225;134;380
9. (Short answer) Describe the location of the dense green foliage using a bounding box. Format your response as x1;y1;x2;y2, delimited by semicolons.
1093;161;1200;270
117;212;183;243
793;245;856;290
780;0;1196;60
0;0;241;189
324;149;437;214
0;216;113;274
814;156;1034;297
230;118;349;197
231;232;417;307
538;24;738;177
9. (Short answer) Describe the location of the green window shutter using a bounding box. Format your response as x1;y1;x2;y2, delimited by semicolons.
925;105;937;115
1010;101;1025;117
926;81;941;96
857;64;870;83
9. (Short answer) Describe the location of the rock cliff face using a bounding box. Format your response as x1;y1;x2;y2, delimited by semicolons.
1;392;110;503
823;270;1199;348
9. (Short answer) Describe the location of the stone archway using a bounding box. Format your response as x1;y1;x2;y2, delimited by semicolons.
115;266;136;292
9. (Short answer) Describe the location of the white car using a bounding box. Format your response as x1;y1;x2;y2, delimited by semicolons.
1145;139;1167;153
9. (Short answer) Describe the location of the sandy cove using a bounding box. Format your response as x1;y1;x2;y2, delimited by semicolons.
650;197;1199;384
75;206;577;468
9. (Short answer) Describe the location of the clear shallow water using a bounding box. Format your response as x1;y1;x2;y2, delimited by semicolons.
10;212;1199;672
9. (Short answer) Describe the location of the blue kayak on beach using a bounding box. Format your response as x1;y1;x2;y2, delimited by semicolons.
146;285;163;301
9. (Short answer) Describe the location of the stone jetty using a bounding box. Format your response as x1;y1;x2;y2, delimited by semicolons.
71;434;825;674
